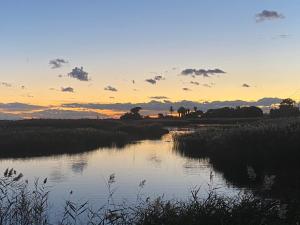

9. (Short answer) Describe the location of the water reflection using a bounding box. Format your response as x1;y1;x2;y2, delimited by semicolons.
70;155;88;174
0;130;241;211
49;167;67;183
147;154;162;167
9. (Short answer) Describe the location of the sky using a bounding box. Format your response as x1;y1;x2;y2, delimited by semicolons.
0;1;300;118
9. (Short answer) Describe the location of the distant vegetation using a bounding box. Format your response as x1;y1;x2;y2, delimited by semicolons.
270;98;300;118
120;98;300;120
120;107;143;120
203;106;263;118
0;119;168;158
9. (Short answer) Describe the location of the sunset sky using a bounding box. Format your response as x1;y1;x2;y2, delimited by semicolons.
1;1;300;118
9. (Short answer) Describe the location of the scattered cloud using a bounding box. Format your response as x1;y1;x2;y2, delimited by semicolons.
256;10;285;22
203;84;212;88
61;87;74;92
49;58;68;69
182;88;191;91
145;75;165;85
0;112;23;120
1;82;12;87
26;109;106;120
0;103;45;112
104;85;118;92
272;34;289;40
154;75;165;81
68;67;89;81
190;81;200;86
149;96;169;100
278;34;289;38
181;68;226;77
242;83;251;88
145;79;157;85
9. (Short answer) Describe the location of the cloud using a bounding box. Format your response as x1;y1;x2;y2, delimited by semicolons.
0;103;45;112
256;10;285;22
278;34;289;38
154;75;165;81
182;88;191;91
145;75;165;85
203;84;212;88
272;34;289;40
68;67;89;81
26;109;106;120
0;112;23;120
49;58;68;69
242;83;251;88
1;82;12;87
149;96;169;100
104;85;118;92
181;68;226;77
61;87;74;92
61;97;282;116
145;79;157;85
190;81;200;86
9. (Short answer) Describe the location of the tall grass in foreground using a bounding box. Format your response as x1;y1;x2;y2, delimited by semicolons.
0;169;298;225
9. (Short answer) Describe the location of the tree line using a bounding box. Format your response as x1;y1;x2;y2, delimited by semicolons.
120;98;300;120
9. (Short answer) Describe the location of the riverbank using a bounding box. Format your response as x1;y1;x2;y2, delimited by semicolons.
173;118;300;200
0;119;169;158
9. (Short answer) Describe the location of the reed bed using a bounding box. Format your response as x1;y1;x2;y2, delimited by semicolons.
173;118;300;199
0;122;168;158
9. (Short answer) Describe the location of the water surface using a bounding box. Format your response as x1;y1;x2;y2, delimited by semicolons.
0;129;241;213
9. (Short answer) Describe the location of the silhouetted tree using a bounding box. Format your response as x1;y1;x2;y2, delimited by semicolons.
130;107;142;114
120;107;143;120
270;98;299;117
177;107;186;118
169;106;174;116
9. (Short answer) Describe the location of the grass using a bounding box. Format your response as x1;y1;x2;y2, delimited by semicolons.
0;119;168;158
173;118;300;200
1;169;298;225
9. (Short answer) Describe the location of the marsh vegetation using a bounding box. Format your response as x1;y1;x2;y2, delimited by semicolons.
0;119;168;158
0;169;296;225
174;118;300;202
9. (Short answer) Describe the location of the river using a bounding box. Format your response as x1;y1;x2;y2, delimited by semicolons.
0;129;242;218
